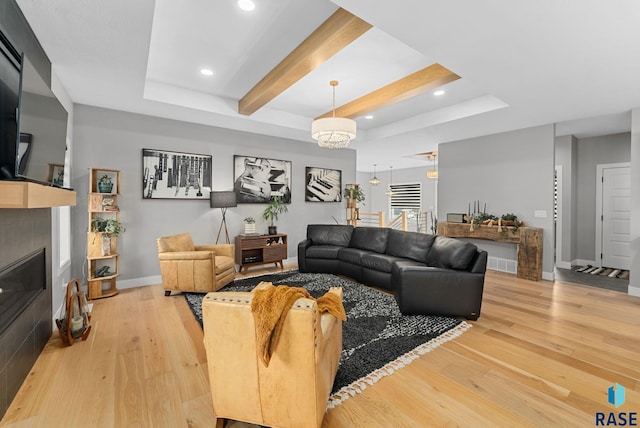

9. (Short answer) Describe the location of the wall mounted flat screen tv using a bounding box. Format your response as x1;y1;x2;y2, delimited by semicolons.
0;29;69;187
0;30;21;180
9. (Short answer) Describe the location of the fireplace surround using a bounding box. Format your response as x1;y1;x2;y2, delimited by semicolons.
0;209;52;418
0;248;46;336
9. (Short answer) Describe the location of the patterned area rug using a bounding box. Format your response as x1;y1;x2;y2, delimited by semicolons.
184;271;471;408
574;265;630;279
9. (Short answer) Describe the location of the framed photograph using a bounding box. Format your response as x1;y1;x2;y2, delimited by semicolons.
305;167;342;202
142;148;212;200
47;163;65;186
234;155;291;204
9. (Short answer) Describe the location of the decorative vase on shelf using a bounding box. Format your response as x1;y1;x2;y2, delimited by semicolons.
268;226;277;235
101;235;111;256
98;182;113;193
244;223;256;235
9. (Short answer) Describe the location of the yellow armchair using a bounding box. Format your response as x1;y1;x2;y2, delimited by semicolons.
156;232;235;295
202;283;343;428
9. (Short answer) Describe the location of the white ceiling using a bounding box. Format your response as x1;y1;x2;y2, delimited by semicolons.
15;0;640;171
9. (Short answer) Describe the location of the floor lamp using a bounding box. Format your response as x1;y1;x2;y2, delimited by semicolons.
210;191;237;244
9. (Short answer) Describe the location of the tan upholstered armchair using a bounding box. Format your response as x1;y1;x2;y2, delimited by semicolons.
202;283;343;428
156;232;235;296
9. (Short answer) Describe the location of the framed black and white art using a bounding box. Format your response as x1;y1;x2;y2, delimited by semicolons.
305;167;342;202
142;148;212;200
234;155;292;204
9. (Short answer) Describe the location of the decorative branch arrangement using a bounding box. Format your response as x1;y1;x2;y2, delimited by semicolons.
464;201;523;233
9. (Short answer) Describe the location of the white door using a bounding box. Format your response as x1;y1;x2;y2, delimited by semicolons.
601;166;631;269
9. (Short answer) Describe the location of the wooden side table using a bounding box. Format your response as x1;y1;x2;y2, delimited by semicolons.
235;234;288;273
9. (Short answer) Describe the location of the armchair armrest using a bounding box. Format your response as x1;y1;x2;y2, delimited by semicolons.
316;286;343;363
196;244;235;258
158;251;213;261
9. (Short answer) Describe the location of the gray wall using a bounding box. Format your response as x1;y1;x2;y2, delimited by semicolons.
438;125;556;278
71;105;356;284
575;132;630;262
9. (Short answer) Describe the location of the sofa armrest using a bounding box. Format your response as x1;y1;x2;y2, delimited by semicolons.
392;264;485;320
469;250;488;273
297;239;312;272
158;251;213;261
196;244;234;258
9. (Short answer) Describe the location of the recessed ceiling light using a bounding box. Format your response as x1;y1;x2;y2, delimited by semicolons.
200;68;214;76
365;115;374;119
237;0;255;11
434;90;445;96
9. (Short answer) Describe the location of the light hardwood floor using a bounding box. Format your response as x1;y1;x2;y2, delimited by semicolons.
2;266;639;427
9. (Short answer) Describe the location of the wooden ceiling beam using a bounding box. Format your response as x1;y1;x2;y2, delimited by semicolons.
238;8;372;116
315;63;460;120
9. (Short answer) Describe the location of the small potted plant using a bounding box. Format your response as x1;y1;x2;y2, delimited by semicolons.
344;185;365;208
243;217;257;235
98;174;113;193
90;218;125;256
262;196;288;235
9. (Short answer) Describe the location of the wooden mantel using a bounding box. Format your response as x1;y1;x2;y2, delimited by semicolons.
0;181;76;209
437;221;543;281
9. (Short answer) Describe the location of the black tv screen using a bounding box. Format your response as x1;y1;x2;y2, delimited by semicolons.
0;30;69;187
0;31;21;180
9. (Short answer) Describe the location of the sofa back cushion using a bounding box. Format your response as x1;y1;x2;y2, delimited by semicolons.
349;227;390;254
426;236;478;270
307;224;354;247
386;230;436;262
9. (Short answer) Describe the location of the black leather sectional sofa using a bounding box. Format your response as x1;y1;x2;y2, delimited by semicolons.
298;224;488;320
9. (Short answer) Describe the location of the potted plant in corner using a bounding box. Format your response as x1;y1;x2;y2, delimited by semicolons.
90;217;125;256
262;196;288;235
98;174;113;193
243;217;257;235
344;185;365;208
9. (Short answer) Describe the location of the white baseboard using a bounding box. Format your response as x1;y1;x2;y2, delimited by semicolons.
629;286;640;297
118;275;162;289
120;257;299;290
542;271;554;281
51;303;64;332
555;261;572;270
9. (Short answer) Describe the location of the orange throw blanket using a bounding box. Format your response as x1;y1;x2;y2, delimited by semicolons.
251;283;346;367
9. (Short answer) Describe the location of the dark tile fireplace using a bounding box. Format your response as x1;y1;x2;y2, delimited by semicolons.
0;209;52;419
0;249;46;335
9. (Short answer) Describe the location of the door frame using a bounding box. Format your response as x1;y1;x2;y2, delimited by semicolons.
595;162;630;267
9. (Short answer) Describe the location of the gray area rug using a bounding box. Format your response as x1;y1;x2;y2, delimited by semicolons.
184;271;471;408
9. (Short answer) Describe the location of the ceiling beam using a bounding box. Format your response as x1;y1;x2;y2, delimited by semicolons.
238;8;372;116
315;64;461;120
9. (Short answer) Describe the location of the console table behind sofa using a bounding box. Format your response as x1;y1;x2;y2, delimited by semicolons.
437;221;543;281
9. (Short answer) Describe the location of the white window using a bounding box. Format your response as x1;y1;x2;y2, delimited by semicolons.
388;182;423;231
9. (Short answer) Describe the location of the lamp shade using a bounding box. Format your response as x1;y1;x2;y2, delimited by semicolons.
210;191;237;208
311;117;357;149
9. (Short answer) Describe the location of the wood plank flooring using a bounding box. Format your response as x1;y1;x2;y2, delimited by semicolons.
2;267;640;427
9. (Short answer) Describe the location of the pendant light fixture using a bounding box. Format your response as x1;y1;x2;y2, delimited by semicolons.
369;163;380;185
385;166;395;196
426;151;438;179
311;80;357;149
